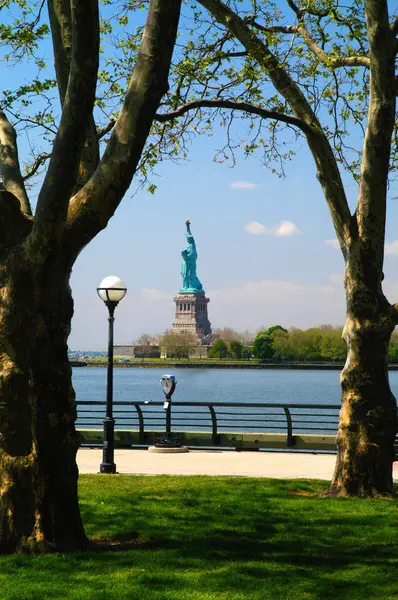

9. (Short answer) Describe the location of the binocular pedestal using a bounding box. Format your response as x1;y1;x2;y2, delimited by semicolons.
148;378;189;453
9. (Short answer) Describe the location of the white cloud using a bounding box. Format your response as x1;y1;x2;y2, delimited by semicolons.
70;275;398;350
140;288;172;301
207;279;346;330
274;220;300;237
385;241;398;256
230;180;260;189
244;221;266;235
244;220;300;237
207;275;398;332
325;239;340;250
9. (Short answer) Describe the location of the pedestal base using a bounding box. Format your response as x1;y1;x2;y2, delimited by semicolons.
172;292;211;341
148;445;189;454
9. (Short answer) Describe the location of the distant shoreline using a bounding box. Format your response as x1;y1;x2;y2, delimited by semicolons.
77;361;398;370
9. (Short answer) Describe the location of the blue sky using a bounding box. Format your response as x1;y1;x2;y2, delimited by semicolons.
3;1;398;350
69;129;398;350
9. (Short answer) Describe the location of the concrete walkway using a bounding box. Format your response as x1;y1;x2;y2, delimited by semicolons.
77;449;398;481
77;449;341;480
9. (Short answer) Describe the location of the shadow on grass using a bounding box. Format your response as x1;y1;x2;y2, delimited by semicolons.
2;477;397;600
73;477;398;598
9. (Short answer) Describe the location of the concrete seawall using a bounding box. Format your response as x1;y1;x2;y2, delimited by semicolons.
84;361;398;370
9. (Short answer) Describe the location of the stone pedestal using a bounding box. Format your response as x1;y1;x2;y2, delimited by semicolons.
172;292;212;343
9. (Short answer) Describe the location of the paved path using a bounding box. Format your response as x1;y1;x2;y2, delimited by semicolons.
78;449;341;480
77;449;398;481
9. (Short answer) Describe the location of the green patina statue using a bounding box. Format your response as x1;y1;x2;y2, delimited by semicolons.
180;219;204;293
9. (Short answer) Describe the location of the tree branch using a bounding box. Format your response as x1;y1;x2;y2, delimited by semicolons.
356;0;396;266
0;110;32;216
48;0;99;192
286;0;330;19
65;0;182;260
30;0;99;252
47;0;72;103
0;187;32;258
22;152;51;181
21;119;117;183
198;0;352;252
248;18;370;69
97;120;116;139
391;18;398;36
155;99;311;133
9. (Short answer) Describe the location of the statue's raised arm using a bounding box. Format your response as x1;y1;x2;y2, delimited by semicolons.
180;219;203;293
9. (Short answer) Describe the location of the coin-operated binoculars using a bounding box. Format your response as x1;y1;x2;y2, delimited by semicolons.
157;375;177;447
161;374;176;404
150;375;188;452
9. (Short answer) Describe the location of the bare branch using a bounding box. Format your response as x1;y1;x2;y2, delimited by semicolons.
97;120;116;139
0;110;32;215
286;0;330;19
248;17;370;69
248;20;298;35
22;152;51;181
219;51;247;58
391;18;398;36
155;99;311;133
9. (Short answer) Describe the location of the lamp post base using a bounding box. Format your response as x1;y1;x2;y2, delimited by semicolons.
99;462;117;474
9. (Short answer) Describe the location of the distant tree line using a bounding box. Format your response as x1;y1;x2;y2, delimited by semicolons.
134;326;398;363
252;325;346;362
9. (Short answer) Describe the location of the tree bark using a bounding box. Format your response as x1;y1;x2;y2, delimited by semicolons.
328;250;397;497
0;0;182;552
0;254;88;552
0;188;85;551
0;248;36;552
29;258;88;551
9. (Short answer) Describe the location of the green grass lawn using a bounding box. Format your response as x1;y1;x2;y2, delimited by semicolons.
1;476;398;600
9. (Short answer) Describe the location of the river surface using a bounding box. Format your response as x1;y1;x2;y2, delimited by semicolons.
73;366;338;405
72;367;398;435
72;366;398;406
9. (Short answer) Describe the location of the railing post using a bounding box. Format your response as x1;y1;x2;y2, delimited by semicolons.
134;404;145;444
208;405;218;444
283;407;295;447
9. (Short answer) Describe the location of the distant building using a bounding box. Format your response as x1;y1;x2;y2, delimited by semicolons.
133;345;161;359
114;344;160;358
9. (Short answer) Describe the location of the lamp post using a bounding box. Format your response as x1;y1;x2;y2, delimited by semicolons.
97;276;127;474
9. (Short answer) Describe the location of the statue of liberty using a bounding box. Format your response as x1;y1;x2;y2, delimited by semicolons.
180;219;204;293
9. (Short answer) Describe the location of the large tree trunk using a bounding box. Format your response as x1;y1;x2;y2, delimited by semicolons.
0;0;182;552
0;250;87;553
29;259;88;551
0;253;37;552
328;257;397;497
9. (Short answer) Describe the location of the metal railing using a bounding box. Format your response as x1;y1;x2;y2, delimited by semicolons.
76;400;342;449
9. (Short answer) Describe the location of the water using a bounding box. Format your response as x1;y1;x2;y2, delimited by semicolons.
72;367;398;436
73;366;348;406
